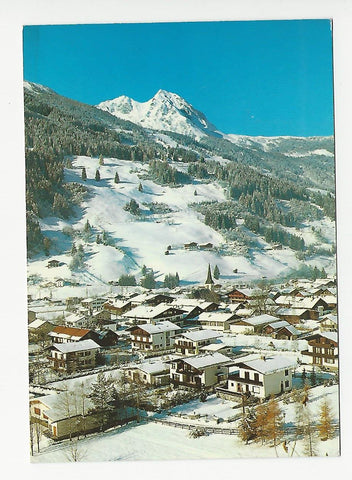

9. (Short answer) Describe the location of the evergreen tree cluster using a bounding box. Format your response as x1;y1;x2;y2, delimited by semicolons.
118;274;137;286
167;146;199;163
149;159;191;185
163;273;180;289
123;199;141;216
187;162;210;179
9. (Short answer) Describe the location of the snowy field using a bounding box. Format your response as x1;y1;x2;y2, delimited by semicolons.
31;385;339;463
26;155;336;295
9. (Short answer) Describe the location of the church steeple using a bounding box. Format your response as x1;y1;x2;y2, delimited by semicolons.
205;264;214;289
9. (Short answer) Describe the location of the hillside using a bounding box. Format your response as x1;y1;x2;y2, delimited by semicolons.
24;82;336;289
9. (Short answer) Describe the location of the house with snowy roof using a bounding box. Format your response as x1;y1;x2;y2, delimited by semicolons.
319;314;338;332
48;325;99;344
122;303;186;325
174;329;223;355
64;313;88;329
124;359;170;386
169;352;233;389
263;320;300;339
48;339;100;374
30;392;138;440
217;355;296;399
197;311;239;332
301;331;338;370
275;307;318;324
229;314;280;334
129;320;181;351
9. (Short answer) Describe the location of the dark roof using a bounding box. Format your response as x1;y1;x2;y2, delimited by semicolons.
205;264;214;285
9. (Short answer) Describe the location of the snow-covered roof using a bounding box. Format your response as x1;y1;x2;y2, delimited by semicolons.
52;339;100;353
136;321;181;335
28;319;48;329
198;311;237;323
182;352;232;369
178;329;222;342
243;314;279;326
237;356;296;375
267;320;290;330
200;342;229;353
135;360;169;375
319;331;338;343
123;303;185;319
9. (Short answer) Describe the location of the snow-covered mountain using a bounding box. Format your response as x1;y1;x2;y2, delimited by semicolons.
97;89;220;139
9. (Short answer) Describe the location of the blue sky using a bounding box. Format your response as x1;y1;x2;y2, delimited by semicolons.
23;20;334;136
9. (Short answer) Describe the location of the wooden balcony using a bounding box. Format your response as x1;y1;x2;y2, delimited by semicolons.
228;373;263;387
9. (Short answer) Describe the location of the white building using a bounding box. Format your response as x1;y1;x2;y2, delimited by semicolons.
129;321;181;351
174;329;222;355
220;356;296;399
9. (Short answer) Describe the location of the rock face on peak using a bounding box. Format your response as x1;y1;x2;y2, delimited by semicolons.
96;90;219;138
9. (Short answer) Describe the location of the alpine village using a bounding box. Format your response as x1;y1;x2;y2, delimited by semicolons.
25;81;339;461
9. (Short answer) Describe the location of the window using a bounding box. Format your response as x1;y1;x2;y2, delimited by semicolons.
285;369;289;376
245;371;249;380
285;380;289;388
34;407;40;416
254;373;259;382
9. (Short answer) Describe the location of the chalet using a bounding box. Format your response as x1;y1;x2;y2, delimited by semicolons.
198;242;214;250
301;332;338;370
48;326;99;344
226;288;255;303
129;293;174;307
174;329;222;355
30;393;137;440
197;311;239;332
184;242;198;250
28;319;55;335
229;314;280;334
218;356;296;399
47;259;60;268
122;303;186;325
274;296;329;313
275;307;318;324
95;329;119;347
319;314;338;332
169;352;233;389
262;320;300;339
55;278;65;288
172;298;219;312
199;341;233;356
81;297;107;312
103;299;132;316
64;313;88;329
125;360;170;386
129;321;181;351
48;339;100;374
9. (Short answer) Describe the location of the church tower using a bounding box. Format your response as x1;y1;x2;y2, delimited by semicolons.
205;264;214;290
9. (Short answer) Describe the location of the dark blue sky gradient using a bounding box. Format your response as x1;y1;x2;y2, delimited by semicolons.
23;20;334;136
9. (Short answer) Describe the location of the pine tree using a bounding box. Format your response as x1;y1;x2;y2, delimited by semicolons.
96;234;101;244
71;242;77;256
99;154;104;165
43;237;51;256
301;368;307;387
239;408;257;444
81;167;87;181
114;171;119;184
138;183;143;192
318;397;334;440
141;271;156;289
310;367;317;387
213;265;220;280
88;372;117;431
95;169;101;181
